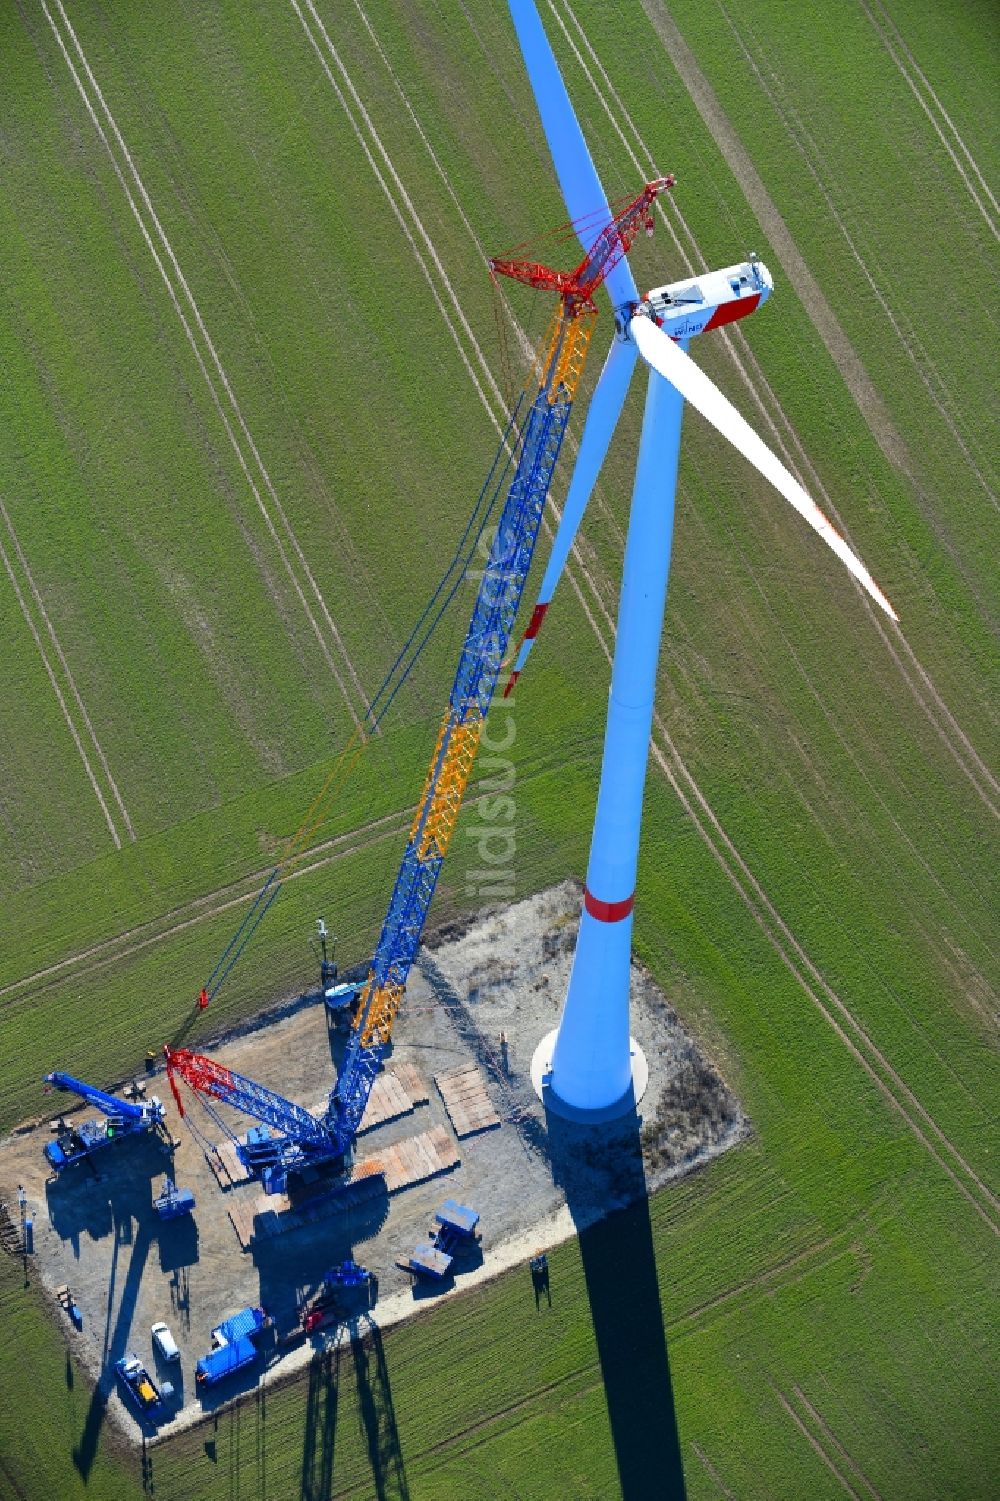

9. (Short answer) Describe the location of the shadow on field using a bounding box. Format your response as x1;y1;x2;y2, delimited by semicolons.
45;1135;183;1482
301;1343;340;1501
544;1105;687;1501
351;1315;409;1501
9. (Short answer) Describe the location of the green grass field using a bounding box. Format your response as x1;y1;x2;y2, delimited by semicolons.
0;0;996;1496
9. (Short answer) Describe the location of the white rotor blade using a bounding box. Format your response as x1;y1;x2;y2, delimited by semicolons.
508;0;638;308
631;316;898;621
504;337;638;694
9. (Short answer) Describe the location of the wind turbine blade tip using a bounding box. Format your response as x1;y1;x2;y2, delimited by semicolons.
632;315;899;628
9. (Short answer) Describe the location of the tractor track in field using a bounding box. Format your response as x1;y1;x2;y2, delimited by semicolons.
299;3;999;1231
0;515;123;852
773;1386;867;1500
692;1444;738;1500
38;0;368;738
670;1231;845;1333
412;1364;592;1466
792;1385;884;1500
289;0;500;423
858;0;1000;241
404;1322;873;1485
0;495;135;844
710;0;999;511
647;698;1000;1234
557;0;1000;818
679;496;992;972
0;731;595;1012
0;808;409;1011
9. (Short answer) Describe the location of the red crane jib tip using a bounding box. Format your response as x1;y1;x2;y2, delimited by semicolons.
489;176;676;304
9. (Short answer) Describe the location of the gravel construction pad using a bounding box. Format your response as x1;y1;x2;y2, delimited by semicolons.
0;881;747;1444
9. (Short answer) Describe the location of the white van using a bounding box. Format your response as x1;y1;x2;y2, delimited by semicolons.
151;1321;180;1363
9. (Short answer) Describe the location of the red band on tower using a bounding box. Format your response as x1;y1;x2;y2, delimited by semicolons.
524;602;549;639
584;887;635;923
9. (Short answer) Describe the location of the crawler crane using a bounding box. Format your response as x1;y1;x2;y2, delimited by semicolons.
164;179;675;1192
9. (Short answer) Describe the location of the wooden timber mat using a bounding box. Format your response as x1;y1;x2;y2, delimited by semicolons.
434;1064;501;1138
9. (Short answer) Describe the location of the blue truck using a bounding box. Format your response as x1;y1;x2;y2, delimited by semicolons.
196;1306;269;1388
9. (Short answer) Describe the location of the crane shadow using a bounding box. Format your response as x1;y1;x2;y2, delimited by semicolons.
539;1104;687;1500
300;1342;341;1500
350;1314;409;1501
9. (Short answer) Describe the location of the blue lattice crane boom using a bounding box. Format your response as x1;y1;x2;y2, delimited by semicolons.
45;1071;163;1127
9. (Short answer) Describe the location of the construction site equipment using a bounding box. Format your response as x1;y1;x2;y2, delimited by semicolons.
55;1284;83;1328
404;1199;480;1281
116;1353;173;1417
300;1259;375;1334
325;1258;373;1290
42;1071;166;1174
153;1179;195;1220
151;1321;181;1363
196;1306;270;1388
165;172;675;1192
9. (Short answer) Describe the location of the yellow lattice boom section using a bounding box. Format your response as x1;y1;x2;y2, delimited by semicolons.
354;976;405;1049
350;301;595;1061
410;707;484;860
550;307;596;402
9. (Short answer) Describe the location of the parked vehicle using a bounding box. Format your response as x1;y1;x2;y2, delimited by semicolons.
151;1321;180;1362
116;1354;173;1418
196;1306;270;1388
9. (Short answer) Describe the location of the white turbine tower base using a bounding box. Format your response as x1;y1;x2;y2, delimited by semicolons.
531;1029;650;1123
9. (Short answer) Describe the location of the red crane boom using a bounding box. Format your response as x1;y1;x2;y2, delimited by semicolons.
488;177;675;312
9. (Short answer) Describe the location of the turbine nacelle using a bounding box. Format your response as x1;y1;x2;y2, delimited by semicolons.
613;256;773;343
639;256;774;339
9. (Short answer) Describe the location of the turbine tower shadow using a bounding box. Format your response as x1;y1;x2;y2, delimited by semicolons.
543;1106;687;1499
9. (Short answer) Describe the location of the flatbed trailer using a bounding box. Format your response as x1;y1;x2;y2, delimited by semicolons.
116;1354;173;1418
403;1200;480;1281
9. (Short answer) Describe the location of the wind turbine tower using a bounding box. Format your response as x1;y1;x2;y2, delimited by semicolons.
505;0;897;1120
